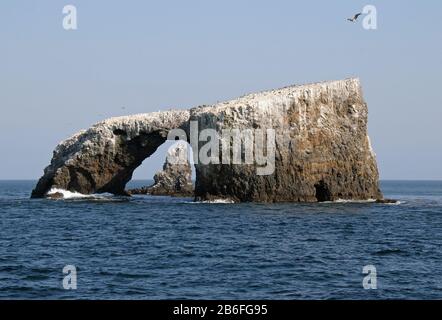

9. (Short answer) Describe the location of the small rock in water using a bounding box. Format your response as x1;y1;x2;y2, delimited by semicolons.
46;192;64;199
376;199;398;204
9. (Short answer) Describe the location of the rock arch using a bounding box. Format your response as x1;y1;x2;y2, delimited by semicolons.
31;110;190;198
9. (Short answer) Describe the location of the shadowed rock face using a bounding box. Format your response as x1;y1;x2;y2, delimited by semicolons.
32;78;383;202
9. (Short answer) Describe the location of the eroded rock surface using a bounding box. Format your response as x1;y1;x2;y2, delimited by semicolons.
31;110;190;198
129;142;193;197
191;78;382;202
32;78;383;202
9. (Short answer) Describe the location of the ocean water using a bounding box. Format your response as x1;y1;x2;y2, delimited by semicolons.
0;180;441;300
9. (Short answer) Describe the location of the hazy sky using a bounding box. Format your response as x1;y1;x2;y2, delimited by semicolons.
0;0;441;180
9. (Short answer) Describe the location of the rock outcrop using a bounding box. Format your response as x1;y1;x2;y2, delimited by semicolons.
129;142;194;197
191;78;382;202
32;78;383;202
31;110;190;198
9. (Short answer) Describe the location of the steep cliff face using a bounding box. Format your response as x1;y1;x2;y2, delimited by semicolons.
191;78;381;202
129;142;194;197
32;78;382;202
31;110;190;198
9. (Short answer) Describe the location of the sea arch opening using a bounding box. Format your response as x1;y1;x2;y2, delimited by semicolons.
127;138;196;196
314;180;332;202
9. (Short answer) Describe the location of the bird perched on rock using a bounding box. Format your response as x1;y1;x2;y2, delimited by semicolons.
347;13;362;22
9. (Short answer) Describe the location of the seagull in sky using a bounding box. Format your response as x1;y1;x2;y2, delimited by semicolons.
347;13;362;22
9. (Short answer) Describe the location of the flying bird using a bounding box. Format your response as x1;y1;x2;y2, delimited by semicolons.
347;13;362;22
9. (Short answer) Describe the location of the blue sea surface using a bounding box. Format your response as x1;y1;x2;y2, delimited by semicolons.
0;180;441;299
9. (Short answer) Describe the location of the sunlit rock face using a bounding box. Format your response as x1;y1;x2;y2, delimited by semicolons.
191;78;382;202
32;78;382;202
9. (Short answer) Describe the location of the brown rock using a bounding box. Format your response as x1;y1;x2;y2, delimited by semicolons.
46;192;64;199
375;199;398;204
31;111;190;198
32;78;382;203
191;78;382;202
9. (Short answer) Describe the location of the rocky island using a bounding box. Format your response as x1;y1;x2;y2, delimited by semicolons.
32;78;383;202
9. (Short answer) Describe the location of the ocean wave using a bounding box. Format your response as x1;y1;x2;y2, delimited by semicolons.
325;199;377;204
45;188;122;201
202;199;235;204
46;188;92;199
374;248;406;256
385;201;402;205
324;199;402;205
186;199;236;204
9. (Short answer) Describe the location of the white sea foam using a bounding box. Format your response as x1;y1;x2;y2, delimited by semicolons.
186;198;235;204
46;188;116;200
327;199;401;205
46;188;92;199
332;199;377;204
385;200;402;206
201;199;235;204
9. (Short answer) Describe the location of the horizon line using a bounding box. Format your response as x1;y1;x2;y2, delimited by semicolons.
1;179;442;182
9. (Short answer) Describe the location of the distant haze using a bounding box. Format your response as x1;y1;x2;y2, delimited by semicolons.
0;0;441;180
